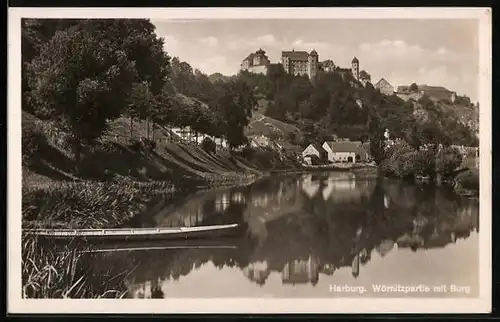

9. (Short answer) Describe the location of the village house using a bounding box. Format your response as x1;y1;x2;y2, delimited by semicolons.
374;78;395;96
322;141;370;163
302;143;327;165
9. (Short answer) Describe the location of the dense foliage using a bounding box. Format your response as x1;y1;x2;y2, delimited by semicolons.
22;19;258;170
379;140;464;181
235;65;478;151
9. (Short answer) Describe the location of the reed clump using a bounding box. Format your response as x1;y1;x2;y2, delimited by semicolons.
22;235;130;298
22;180;176;229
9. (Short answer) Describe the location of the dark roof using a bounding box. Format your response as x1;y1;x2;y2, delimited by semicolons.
310;49;318;56
352;57;359;63
324;141;365;153
282;50;309;61
396;85;409;92
337;67;352;73
419;85;451;93
243;49;268;63
418;85;455;100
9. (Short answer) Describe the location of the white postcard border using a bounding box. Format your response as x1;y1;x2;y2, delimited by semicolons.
7;7;492;314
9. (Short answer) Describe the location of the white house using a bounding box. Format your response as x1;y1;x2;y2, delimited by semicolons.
322;141;370;163
302;143;327;165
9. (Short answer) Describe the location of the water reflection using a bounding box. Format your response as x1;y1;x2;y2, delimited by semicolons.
81;172;480;298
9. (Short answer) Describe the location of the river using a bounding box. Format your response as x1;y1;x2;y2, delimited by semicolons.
63;171;480;299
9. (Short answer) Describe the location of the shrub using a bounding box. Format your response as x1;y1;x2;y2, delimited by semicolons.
436;146;463;175
241;146;280;169
241;145;255;159
413;149;436;177
143;138;157;151
201;137;216;154
128;138;156;152
22;126;47;165
455;169;479;191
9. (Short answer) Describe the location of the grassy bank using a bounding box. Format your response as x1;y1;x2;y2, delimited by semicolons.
22;111;304;229
22;181;177;229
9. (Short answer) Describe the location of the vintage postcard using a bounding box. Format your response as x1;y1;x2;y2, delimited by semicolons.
8;7;492;314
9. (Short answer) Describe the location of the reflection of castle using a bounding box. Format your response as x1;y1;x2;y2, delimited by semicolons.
115;177;479;294
215;193;230;213
243;261;270;286
282;256;319;286
351;249;370;279
131;278;164;299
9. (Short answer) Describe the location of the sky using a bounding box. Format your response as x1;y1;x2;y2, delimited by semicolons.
151;19;479;101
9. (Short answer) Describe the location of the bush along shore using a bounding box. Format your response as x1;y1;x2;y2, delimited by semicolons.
375;139;479;195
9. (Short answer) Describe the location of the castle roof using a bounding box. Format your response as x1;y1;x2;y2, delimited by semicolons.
256;48;265;55
310;49;318;56
282;50;309;61
352;57;359;63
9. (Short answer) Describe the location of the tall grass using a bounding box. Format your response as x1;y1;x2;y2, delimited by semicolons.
22;180;177;229
22;235;131;298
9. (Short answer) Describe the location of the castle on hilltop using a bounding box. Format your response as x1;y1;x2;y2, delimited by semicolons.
280;49;319;79
240;48;362;82
240;48;271;75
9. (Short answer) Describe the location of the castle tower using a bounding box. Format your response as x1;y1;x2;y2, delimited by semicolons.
351;57;360;80
451;92;457;103
253;48;265;66
307;49;319;79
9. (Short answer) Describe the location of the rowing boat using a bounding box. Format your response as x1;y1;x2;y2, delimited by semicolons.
24;223;240;241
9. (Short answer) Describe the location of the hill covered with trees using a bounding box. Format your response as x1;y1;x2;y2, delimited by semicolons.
21;18;478;186
234;65;478;150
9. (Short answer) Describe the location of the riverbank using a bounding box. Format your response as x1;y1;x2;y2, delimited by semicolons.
23;110;309;228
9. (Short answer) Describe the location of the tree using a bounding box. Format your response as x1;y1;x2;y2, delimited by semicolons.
214;79;256;149
126;81;154;138
22;19;81;113
435;146;463;175
27;19;170;169
367;108;386;165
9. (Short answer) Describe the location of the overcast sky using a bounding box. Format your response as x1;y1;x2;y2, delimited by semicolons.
151;19;479;101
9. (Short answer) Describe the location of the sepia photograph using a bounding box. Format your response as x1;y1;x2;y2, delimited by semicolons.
8;7;491;314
